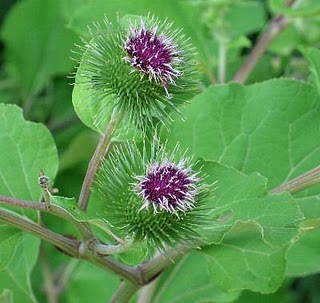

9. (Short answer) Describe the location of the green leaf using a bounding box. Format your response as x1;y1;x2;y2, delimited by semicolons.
269;25;302;55
0;234;40;303
301;47;320;95
64;262;119;303
59;131;98;171
50;195;87;221
202;221;287;293
225;1;266;39
0;289;13;303
200;161;303;246
0;103;58;301
164;79;320;191
269;0;320;17
0;225;21;271
0;104;58;201
152;252;241;303
1;0;78;97
72;65;141;137
234;284;294;303
286;228;320;277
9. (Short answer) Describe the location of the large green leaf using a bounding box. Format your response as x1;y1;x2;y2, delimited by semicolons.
164;79;320;277
152;252;241;303
164;79;320;191
1;0;78;97
0;104;58;201
0;104;58;301
192;161;302;292
202;221;287;293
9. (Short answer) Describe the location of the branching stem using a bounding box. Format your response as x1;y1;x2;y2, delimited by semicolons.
109;280;140;303
271;166;320;194
233;15;288;83
233;0;297;83
78;110;121;211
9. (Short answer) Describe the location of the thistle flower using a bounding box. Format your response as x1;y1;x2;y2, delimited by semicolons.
74;15;199;132
95;142;212;249
136;160;199;214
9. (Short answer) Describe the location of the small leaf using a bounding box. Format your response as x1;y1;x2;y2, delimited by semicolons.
50;195;87;221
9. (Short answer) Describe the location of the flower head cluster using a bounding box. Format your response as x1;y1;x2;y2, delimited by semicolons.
124;20;183;95
74;15;199;132
95;142;212;249
136;160;199;214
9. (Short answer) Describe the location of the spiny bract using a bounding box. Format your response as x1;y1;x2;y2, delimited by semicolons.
74;15;199;132
95;142;213;249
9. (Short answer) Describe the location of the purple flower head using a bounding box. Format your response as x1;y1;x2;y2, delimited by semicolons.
124;19;183;94
136;159;200;214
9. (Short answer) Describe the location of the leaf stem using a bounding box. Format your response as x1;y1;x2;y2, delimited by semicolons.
0;203;140;284
137;243;199;284
137;277;159;303
0;208;81;256
218;41;227;83
109;280;140;303
232;1;296;83
271;166;320;194
40;244;59;303
0;195;93;241
78;110;121;211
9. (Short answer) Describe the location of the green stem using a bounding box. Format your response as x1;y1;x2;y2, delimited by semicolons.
0;195;93;241
0;208;80;256
232;0;298;84
93;238;133;255
218;41;227;83
271;166;320;194
40;244;58;303
137;278;159;303
233;14;289;83
78;110;121;211
0;203;141;283
109;280;140;303
138;243;199;283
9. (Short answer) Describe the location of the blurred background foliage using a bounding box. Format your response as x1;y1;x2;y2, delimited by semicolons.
1;0;320;302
